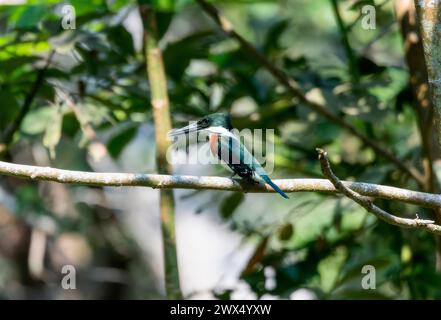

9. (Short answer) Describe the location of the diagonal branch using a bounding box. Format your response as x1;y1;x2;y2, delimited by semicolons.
195;0;425;187
1;160;441;209
0;50;55;157
317;148;441;235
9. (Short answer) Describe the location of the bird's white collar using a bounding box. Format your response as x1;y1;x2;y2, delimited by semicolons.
204;126;236;138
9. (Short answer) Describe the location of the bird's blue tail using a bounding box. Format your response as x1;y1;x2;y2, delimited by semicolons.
261;175;289;199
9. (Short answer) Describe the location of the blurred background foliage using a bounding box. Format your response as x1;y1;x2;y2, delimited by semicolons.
0;0;440;299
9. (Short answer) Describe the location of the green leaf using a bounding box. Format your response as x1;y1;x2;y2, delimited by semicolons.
0;91;19;129
107;125;138;159
16;5;47;29
349;0;375;11
43;105;63;159
109;0;130;11
356;56;386;76
333;256;391;290
278;223;294;241
220;192;244;219
22;106;55;135
433;162;441;188
263;19;289;53
156;11;173;39
107;25;135;57
0;56;39;76
163;32;218;80
71;0;107;16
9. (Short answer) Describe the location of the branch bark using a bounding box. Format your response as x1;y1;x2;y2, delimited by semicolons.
396;0;438;191
1;160;441;209
317;148;441;235
410;0;441;272
414;0;441;148
139;4;182;299
195;0;425;187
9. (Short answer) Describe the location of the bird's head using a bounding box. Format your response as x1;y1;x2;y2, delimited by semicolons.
168;113;233;137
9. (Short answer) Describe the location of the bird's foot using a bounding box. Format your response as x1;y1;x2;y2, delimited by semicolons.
243;176;260;185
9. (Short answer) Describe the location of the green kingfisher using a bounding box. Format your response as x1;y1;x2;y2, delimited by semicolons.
168;113;289;199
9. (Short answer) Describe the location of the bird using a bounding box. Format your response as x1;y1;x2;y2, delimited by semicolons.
168;113;289;199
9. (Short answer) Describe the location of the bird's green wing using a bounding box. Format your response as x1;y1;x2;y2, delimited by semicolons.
217;134;288;199
217;134;267;176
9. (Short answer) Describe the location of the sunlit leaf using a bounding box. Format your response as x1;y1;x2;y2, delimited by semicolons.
43;105;63;159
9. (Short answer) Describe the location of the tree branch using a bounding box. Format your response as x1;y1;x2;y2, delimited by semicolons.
1;160;441;209
330;0;360;83
0;50;55;157
195;0;425;187
414;0;441;149
317;148;441;235
139;4;182;299
396;0;437;192
396;0;441;270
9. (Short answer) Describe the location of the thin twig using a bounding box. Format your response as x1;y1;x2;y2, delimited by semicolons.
330;0;359;82
0;160;441;208
0;50;55;156
59;90;109;162
317;148;441;235
195;0;425;187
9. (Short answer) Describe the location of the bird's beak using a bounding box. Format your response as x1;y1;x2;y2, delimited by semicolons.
168;121;201;138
